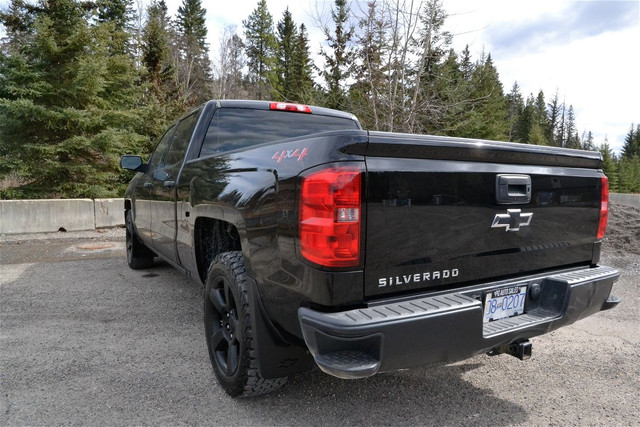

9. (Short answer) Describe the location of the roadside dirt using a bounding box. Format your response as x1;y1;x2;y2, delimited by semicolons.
602;201;640;256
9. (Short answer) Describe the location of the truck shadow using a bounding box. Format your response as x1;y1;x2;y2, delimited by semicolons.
239;362;527;426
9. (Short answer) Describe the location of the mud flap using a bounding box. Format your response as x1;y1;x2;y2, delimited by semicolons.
246;276;315;378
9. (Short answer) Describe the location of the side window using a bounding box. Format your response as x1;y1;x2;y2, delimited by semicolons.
148;125;175;169
165;110;201;167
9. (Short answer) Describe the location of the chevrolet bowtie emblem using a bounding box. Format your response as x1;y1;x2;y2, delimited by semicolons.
491;209;533;232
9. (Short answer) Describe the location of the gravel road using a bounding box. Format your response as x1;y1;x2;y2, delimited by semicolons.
1;225;638;426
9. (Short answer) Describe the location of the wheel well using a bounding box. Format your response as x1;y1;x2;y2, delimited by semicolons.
124;200;131;221
195;217;242;283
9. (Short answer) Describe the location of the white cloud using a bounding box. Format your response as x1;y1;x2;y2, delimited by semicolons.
444;0;640;153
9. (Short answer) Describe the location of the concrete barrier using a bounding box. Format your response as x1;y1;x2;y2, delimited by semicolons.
95;198;125;228
610;193;640;209
0;198;124;235
1;194;637;235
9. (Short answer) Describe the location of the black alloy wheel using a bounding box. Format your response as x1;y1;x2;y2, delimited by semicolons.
205;275;242;377
203;251;287;397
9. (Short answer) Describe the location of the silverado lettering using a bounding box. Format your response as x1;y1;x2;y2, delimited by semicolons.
378;269;460;287
121;100;620;398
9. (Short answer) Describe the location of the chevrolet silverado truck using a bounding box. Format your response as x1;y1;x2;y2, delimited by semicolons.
120;100;620;397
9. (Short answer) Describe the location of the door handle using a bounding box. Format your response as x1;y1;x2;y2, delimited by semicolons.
163;180;176;188
143;182;153;189
496;174;531;204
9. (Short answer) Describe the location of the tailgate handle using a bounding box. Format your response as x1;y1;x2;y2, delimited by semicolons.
496;174;531;204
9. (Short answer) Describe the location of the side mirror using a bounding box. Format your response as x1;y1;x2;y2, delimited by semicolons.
120;155;146;172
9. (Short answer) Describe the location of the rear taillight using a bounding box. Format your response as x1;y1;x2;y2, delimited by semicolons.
597;176;609;240
299;167;362;267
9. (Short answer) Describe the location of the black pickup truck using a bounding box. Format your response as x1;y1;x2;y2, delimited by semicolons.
121;100;620;397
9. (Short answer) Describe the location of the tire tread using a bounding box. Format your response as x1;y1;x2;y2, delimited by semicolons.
206;251;287;397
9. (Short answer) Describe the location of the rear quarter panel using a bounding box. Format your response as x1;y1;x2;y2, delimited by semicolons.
176;131;368;337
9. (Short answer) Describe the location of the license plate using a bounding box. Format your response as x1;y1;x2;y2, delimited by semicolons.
483;285;527;323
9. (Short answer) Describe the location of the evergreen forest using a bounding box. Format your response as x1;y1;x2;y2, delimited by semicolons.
1;0;638;198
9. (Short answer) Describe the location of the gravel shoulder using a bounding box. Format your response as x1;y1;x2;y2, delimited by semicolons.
0;204;638;426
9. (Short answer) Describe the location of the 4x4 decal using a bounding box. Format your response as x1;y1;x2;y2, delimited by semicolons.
272;147;309;163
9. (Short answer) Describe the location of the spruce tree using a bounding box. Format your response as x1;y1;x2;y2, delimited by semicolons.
565;105;580;149
290;24;315;103
0;0;37;48
556;102;566;147
599;140;619;191
410;0;451;133
175;0;212;105
621;124;639;159
141;0;182;138
320;0;355;110
514;94;534;143
456;54;508;141
243;0;277;99
275;8;297;101
459;44;473;80
547;90;562;146
0;0;146;198
506;82;524;141
527;91;549;145
437;49;470;136
350;0;388;129
618;156;640;193
582;131;596;151
142;1;173;92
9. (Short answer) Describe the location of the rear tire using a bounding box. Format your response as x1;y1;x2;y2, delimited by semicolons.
125;210;155;269
204;251;287;397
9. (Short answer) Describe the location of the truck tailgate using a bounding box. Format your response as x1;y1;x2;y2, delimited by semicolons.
363;132;605;298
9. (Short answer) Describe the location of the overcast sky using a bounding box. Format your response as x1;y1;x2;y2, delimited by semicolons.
1;0;638;153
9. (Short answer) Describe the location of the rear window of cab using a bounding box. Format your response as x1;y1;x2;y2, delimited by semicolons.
199;108;359;157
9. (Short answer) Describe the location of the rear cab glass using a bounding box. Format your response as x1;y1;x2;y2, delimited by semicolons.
199;108;359;157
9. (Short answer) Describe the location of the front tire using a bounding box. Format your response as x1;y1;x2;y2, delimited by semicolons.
204;251;287;397
125;210;155;269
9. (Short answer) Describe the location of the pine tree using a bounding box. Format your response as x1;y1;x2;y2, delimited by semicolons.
319;0;355;110
243;0;277;99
